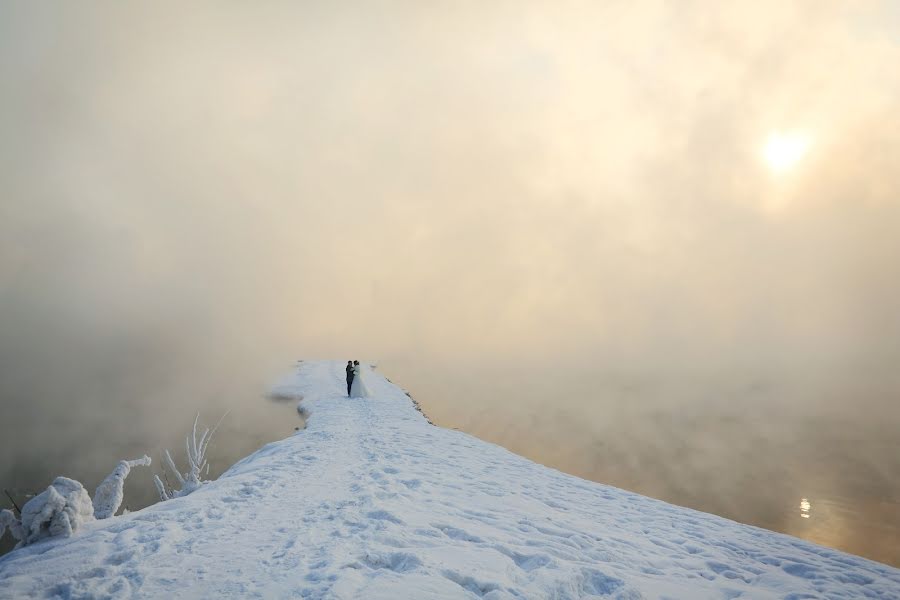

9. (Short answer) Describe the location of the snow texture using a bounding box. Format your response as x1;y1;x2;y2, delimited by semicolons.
93;456;152;520
1;360;898;599
17;477;94;547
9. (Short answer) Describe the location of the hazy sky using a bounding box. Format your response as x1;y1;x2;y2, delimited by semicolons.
1;1;898;564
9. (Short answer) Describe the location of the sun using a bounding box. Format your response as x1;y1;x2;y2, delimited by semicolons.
763;131;811;174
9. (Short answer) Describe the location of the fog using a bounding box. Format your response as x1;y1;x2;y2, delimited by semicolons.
1;2;898;565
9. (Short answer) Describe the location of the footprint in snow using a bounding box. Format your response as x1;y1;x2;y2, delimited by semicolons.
441;570;502;597
433;523;484;543
366;510;405;524
361;551;422;573
781;562;820;579
578;568;626;596
492;546;553;571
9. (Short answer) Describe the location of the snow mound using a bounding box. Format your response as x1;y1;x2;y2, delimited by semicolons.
1;361;897;599
19;477;94;546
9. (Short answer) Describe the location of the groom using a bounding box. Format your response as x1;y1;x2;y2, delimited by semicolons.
346;360;355;396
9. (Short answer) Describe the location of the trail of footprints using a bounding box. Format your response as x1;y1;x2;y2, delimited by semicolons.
289;426;643;599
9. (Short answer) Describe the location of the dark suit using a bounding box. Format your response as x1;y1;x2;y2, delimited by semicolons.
346;363;355;396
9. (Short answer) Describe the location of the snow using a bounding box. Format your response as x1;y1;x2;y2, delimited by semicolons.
0;511;23;546
1;360;898;599
17;477;94;546
93;457;153;520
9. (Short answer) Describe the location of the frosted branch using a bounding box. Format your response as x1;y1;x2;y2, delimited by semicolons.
153;475;170;502
92;456;152;519
165;449;185;487
155;412;226;501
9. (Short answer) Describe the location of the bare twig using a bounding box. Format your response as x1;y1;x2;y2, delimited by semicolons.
3;489;21;516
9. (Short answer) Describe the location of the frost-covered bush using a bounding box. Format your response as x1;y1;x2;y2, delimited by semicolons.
18;477;94;545
0;508;24;544
93;455;152;519
154;414;222;501
0;456;152;549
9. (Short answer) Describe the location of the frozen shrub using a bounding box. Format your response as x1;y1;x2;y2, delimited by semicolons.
154;414;223;501
19;477;94;545
93;456;152;519
0;509;24;546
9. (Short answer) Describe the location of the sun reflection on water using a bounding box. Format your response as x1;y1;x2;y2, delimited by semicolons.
800;498;811;519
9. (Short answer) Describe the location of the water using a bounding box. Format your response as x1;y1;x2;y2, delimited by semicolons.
783;494;899;567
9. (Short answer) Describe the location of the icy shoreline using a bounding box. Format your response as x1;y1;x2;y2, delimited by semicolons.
1;361;897;599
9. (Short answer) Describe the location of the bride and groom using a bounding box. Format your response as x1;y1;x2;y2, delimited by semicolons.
345;360;370;398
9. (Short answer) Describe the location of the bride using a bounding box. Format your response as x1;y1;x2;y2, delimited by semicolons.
350;361;370;398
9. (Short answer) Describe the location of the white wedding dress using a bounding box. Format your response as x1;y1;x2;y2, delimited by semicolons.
350;364;370;398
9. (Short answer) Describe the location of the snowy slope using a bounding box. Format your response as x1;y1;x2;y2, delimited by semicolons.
1;361;897;599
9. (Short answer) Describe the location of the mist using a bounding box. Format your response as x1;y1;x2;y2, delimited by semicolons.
1;2;898;565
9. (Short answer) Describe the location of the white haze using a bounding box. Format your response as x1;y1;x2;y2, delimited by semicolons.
1;1;898;564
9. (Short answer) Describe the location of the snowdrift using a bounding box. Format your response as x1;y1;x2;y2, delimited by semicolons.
0;360;897;599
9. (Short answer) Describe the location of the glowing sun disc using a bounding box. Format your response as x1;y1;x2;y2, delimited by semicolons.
763;131;811;174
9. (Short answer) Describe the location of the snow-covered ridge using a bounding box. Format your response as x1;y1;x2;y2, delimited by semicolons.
1;361;897;599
